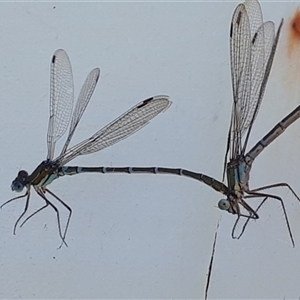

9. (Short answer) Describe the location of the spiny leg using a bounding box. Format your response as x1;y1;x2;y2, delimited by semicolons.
46;188;72;249
35;188;68;247
232;215;241;240
246;191;295;247
13;191;31;235
243;182;300;246
250;182;300;202
239;198;260;219
0;191;28;209
231;198;259;240
20;201;50;228
237;196;268;239
231;201;242;240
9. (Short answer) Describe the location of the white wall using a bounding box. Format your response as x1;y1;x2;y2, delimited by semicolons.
0;1;300;299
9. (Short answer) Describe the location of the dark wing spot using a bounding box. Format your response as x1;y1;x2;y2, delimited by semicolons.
137;97;153;109
252;32;258;45
230;23;233;38
95;71;100;83
236;10;242;26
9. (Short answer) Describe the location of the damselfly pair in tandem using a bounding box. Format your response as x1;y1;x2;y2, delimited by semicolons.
4;0;300;247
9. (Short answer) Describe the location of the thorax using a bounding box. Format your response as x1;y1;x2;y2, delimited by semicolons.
226;155;252;193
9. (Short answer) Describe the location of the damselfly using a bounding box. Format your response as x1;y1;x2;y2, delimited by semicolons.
3;49;214;246
204;1;300;298
216;0;300;247
2;49;175;245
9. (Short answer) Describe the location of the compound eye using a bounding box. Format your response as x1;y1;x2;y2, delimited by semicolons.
11;181;24;192
218;199;230;211
18;170;28;178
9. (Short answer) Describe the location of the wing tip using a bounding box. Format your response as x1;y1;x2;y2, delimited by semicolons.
52;49;69;64
92;68;101;83
138;95;171;112
153;95;172;112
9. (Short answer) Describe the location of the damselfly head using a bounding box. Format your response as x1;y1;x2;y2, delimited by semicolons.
218;199;230;211
11;170;29;192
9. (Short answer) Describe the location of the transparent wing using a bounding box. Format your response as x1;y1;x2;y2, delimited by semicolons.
225;3;252;164
241;19;282;154
47;49;74;160
55;95;171;166
240;21;274;136
60;68;100;155
225;0;282;164
244;0;263;39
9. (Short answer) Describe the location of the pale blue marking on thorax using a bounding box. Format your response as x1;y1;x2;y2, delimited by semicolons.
234;161;250;191
36;173;59;187
235;161;247;183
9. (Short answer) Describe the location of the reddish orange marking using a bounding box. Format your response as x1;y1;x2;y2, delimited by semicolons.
288;9;300;58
